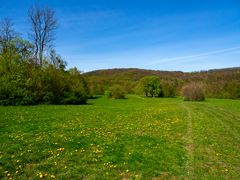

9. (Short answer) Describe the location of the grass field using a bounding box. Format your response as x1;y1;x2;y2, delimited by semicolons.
1;95;240;179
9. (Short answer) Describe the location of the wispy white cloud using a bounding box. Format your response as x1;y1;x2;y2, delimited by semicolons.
57;9;122;28
149;46;240;65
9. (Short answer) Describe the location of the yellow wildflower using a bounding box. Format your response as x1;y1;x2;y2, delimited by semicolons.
57;148;65;151
50;175;56;178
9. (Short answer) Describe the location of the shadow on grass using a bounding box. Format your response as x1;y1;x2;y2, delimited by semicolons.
88;96;102;99
85;102;94;105
109;97;129;100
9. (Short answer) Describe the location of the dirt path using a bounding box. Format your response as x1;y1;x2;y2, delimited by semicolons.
181;103;194;179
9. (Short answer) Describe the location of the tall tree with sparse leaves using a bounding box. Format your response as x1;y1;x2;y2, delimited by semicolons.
28;5;57;67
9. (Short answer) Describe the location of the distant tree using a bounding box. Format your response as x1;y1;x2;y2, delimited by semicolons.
139;76;163;97
108;85;125;99
49;49;66;70
68;67;81;75
0;18;34;63
161;79;177;97
182;83;205;101
28;5;57;67
0;18;17;61
0;18;17;52
86;78;106;95
232;85;240;99
13;38;34;61
0;18;24;73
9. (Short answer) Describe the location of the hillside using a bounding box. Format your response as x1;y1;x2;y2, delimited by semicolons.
84;67;240;81
84;67;240;99
85;68;184;80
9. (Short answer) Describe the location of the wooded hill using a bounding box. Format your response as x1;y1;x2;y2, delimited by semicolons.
84;67;240;99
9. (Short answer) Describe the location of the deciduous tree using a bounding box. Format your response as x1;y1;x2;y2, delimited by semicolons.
139;76;163;97
28;5;57;66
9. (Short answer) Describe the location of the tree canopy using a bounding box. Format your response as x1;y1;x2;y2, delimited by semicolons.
139;76;163;97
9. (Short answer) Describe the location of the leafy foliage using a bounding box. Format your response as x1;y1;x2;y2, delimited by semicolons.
108;85;126;99
139;76;163;97
0;18;89;105
161;79;178;97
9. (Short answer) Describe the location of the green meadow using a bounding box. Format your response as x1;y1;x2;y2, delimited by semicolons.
1;95;240;179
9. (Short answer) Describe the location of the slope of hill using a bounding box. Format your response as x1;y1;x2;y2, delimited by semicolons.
84;67;240;99
84;67;240;80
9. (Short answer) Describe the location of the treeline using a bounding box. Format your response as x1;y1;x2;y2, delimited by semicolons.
85;68;240;99
0;6;89;105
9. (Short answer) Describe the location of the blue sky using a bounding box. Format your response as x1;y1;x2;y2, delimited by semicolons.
0;0;239;72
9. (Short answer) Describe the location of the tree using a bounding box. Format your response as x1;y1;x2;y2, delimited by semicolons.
139;76;163;97
161;79;177;97
49;49;66;70
0;18;16;57
0;18;16;53
0;18;22;72
13;38;34;62
28;5;57;67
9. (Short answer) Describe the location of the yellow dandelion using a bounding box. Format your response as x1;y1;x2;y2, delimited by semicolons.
50;175;56;178
57;148;65;151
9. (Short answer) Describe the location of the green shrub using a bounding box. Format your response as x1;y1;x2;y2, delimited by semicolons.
0;63;89;105
108;85;125;99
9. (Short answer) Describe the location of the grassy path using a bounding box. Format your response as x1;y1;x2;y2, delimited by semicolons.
183;100;240;179
181;103;194;179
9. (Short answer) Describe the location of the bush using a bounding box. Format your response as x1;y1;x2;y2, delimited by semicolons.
182;83;205;101
0;63;89;105
108;85;125;99
0;65;39;105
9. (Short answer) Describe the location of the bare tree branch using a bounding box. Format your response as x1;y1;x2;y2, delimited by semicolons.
28;5;57;67
0;18;16;54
